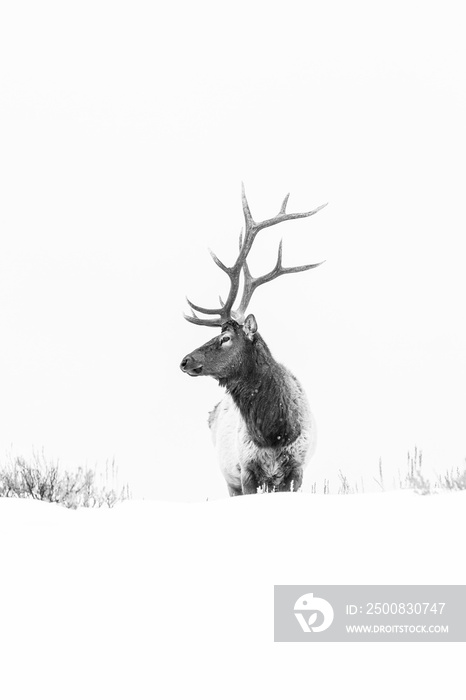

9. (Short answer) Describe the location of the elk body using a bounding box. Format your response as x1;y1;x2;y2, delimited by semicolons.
180;186;325;496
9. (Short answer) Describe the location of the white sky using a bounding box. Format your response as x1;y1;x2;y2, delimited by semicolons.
1;1;465;500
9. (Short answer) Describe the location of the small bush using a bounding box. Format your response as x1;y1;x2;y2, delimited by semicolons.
435;466;466;491
309;447;466;496
400;448;432;494
0;452;131;509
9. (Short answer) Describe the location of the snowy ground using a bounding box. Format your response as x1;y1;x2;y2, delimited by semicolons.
1;491;465;699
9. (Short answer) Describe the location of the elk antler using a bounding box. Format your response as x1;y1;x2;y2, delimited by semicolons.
184;184;326;327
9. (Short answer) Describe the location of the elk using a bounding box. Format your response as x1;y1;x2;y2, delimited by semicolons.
180;185;326;496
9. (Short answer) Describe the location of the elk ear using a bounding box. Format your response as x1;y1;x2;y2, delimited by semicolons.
243;314;258;340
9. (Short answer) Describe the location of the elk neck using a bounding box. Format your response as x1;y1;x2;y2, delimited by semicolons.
219;333;301;448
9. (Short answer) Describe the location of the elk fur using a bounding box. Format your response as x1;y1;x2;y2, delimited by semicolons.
207;320;316;495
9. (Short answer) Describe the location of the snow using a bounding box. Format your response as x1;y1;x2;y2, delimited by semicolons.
1;491;465;699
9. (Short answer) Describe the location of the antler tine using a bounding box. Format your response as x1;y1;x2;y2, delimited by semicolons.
235;238;325;320
184;248;243;326
279;194;290;215
208;248;229;273
186;297;222;316
183;312;224;327
241;182;254;227
184;261;243;327
276;238;283;267
257;200;328;232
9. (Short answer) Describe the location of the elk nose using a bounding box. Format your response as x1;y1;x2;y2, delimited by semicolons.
180;355;191;371
180;354;203;375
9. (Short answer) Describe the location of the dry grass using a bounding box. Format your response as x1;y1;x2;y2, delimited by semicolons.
0;451;131;509
309;447;466;495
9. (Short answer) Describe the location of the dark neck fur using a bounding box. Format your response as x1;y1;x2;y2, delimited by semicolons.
219;334;301;448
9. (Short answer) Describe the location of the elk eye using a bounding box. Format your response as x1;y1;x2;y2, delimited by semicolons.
221;335;231;344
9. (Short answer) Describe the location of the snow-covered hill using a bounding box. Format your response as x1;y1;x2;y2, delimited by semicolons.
1;491;465;699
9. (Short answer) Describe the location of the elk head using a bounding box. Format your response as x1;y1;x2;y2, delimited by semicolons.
180;315;258;380
180;184;326;378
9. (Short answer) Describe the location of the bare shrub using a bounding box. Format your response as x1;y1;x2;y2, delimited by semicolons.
0;452;131;509
309;446;466;496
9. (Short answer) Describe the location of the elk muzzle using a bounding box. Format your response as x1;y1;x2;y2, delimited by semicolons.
180;352;204;376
